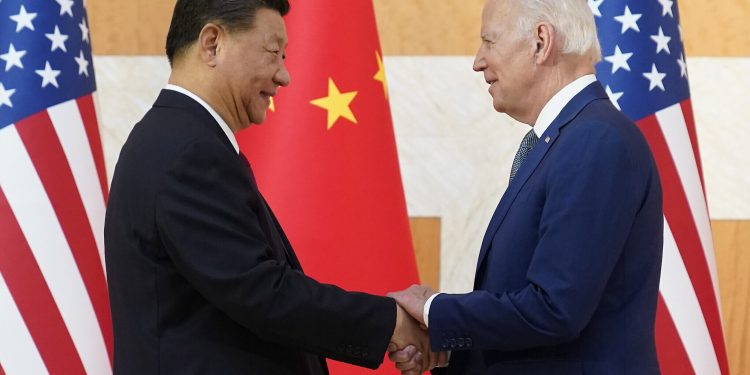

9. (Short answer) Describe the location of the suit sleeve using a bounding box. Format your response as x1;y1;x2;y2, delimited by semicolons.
154;139;395;368
428;120;648;351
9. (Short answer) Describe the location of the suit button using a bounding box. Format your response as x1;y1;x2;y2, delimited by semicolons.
466;338;473;348
457;338;465;348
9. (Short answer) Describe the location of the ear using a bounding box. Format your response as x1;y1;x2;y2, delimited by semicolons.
197;23;223;67
533;22;556;65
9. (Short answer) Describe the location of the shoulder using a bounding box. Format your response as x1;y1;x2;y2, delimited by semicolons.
112;102;237;197
546;98;657;187
558;98;650;159
133;104;214;148
121;101;229;166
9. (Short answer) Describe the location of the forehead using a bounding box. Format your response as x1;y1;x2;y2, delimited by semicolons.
247;8;287;44
481;0;514;34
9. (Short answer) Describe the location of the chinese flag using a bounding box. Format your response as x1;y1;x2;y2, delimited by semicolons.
236;1;420;374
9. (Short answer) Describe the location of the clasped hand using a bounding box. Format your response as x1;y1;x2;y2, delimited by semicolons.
387;285;449;374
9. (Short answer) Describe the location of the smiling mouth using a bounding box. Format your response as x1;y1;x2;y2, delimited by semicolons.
260;90;277;99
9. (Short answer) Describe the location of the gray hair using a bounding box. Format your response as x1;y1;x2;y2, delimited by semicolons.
511;0;602;62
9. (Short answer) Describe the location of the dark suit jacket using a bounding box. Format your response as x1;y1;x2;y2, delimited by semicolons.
429;82;663;374
105;90;396;374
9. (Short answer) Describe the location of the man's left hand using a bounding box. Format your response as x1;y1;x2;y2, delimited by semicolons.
388;284;436;326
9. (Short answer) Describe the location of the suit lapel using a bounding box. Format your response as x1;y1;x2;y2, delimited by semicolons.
474;82;609;275
156;90;304;270
239;153;304;271
256;194;303;271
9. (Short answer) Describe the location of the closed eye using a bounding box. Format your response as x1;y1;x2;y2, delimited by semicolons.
266;49;286;60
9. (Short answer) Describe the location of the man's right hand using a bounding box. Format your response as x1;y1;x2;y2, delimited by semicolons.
389;304;439;374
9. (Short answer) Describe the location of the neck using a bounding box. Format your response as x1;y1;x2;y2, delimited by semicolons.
168;67;243;133
517;57;595;126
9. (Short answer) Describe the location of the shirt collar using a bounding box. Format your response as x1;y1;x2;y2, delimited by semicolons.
164;84;240;154
533;74;597;138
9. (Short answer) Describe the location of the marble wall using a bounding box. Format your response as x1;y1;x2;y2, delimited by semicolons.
93;55;750;293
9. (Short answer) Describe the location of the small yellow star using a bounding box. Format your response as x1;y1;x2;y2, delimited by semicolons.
374;50;388;99
310;78;358;130
268;97;275;112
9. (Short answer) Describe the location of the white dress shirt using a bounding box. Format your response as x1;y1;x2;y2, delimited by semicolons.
422;74;599;328
164;84;239;154
532;74;597;138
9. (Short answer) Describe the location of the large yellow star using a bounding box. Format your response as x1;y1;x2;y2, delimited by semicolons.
310;78;358;130
374;50;388;99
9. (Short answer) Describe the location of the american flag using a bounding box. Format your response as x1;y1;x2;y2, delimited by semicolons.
592;0;728;373
0;0;112;374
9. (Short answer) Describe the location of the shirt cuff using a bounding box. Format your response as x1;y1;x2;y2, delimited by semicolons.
423;293;441;328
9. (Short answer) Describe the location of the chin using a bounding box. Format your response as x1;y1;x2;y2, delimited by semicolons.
248;111;267;125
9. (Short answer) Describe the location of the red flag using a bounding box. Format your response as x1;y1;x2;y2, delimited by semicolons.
0;1;112;374
236;1;420;373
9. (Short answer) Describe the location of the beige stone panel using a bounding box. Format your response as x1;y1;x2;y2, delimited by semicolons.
409;218;441;291
88;0;749;56
689;57;750;219
88;0;175;55
373;0;484;56
711;220;750;375
374;0;750;57
679;0;750;57
87;0;486;55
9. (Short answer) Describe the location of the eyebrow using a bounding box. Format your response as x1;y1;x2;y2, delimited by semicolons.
275;33;288;45
482;29;502;38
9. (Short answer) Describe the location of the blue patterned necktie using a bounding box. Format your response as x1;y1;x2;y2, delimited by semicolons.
509;129;539;183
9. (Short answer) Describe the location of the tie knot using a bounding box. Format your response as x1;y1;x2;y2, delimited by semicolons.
521;129;539;149
509;129;540;183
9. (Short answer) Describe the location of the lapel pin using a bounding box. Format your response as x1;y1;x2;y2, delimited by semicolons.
545;136;551;143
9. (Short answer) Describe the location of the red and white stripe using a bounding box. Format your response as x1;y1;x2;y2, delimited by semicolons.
0;95;112;374
0;272;47;375
637;100;729;375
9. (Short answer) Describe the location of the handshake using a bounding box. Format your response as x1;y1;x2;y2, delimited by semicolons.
386;285;448;374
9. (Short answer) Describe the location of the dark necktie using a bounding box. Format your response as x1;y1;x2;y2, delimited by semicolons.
509;129;539;183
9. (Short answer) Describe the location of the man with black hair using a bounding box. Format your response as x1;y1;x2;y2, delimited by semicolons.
105;1;433;374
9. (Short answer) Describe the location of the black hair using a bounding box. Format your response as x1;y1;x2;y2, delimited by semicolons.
165;0;290;66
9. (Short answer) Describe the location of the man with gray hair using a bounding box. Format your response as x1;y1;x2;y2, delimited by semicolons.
389;0;663;373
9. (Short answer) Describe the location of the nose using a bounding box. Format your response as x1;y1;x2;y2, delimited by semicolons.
274;63;291;87
473;48;486;72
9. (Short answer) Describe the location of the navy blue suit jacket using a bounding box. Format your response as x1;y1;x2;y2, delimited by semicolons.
429;82;663;374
